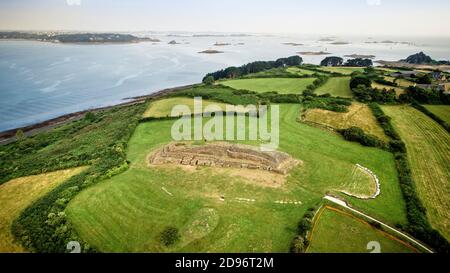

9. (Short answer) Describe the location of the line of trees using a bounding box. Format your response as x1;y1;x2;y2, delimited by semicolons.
203;56;303;82
290;205;320;253
320;57;373;67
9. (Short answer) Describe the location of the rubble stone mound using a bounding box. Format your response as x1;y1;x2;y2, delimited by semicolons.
148;142;300;175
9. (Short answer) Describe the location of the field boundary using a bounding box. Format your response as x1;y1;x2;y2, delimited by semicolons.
307;204;420;253
324;196;432;253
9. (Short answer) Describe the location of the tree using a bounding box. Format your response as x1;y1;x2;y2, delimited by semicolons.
344;58;373;67
350;75;371;89
415;74;432;84
320;56;343;67
160;227;180;246
203;76;215;85
16;129;25;141
290;236;308;253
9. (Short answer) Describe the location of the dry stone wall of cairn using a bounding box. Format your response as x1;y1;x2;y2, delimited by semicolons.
148;142;300;175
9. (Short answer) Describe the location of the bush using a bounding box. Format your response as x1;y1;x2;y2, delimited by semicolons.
160;227;180;246
350;75;371;89
339;127;383;148
290;236;308;253
203;76;215;85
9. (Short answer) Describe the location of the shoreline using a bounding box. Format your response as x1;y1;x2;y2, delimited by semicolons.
0;83;198;145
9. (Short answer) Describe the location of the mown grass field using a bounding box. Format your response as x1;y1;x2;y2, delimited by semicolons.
142;97;238;118
66;103;407;252
0;167;85;253
286;67;324;76
315;77;352;97
423;105;450;125
382;105;450;240
316;67;365;75
307;207;416;253
302;102;388;141
219;78;316;94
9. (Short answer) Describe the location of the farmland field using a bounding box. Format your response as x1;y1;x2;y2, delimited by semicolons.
307;207;417;253
66;103;407;252
0;168;85;253
382;105;450;240
302;102;388;141
371;82;405;97
286;67;324;76
316;67;365;75
315;77;352;97
423;105;450;124
219;78;316;94
143;97;237;118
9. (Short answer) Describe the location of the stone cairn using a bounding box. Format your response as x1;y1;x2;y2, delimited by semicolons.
148;142;300;175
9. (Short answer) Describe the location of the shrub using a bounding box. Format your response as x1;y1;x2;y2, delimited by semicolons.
339;127;383;148
160;227;180;246
350;76;371;89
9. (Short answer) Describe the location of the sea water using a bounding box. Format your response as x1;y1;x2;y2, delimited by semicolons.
0;33;449;131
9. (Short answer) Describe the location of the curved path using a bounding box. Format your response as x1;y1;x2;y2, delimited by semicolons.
324;195;434;253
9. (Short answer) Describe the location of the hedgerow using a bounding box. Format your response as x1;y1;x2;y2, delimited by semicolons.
9;103;147;253
411;103;450;133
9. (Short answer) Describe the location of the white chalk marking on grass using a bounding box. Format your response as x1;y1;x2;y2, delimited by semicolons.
235;197;256;203
342;164;381;200
161;187;173;196
274;200;302;205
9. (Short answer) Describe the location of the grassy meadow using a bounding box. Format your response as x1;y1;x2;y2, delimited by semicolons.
316;67;365;75
143;97;239;118
0;168;85;253
66;102;407;252
302;102;388;141
315;77;352;97
219;78;316;94
383;105;450;240
307;207;417;253
423;105;450;125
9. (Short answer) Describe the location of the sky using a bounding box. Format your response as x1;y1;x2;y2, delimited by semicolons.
0;0;449;36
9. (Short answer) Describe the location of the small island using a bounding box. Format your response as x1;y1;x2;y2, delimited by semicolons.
282;42;304;46
330;41;350;45
198;49;224;54
344;54;376;59
298;51;331;56
214;42;231;46
168;40;181;45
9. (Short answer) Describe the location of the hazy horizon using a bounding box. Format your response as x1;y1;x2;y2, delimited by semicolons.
1;0;450;37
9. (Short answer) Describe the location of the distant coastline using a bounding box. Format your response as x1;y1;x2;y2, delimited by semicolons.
0;32;156;45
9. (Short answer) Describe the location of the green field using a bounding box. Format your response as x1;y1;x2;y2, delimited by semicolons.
424;105;450;124
382;105;450;240
220;78;316;94
316;67;365;75
307;207;416;253
0;168;85;253
315;77;352;97
286;67;324;76
143;97;239;118
66;103;407;252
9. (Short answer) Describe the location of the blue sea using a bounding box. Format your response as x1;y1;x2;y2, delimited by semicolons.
1;33;449;131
